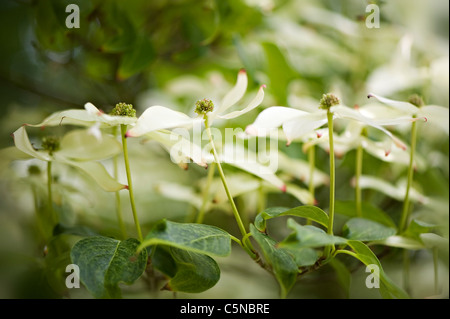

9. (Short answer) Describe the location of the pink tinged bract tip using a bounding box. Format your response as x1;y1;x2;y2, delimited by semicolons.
261;84;267;89
354;104;360;110
245;125;258;136
239;68;247;74
280;184;287;193
316;132;322;138
125;131;133;138
313;198;319;206
385;150;391;157
124;185;129;190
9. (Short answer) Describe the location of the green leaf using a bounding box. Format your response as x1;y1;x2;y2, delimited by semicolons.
420;233;449;252
279;219;347;249
250;224;298;298
345;240;409;299
329;258;351;298
139;220;231;257
261;42;295;105
254;205;329;232
335;200;396;228
371;235;425;250
117;34;155;80
70;237;148;298
286;247;319;267
343;218;396;241
159;247;221;293
404;219;435;241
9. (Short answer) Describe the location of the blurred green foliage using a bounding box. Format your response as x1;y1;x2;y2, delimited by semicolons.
0;0;448;299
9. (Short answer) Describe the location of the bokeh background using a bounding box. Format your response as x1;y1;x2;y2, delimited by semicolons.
0;0;448;299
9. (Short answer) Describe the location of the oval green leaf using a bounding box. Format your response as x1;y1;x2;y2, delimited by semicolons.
254;205;329;232
279;219;347;249
70;236;148;298
156;246;221;293
139;219;231;257
343;218;396;241
345;240;409;299
250;224;298;298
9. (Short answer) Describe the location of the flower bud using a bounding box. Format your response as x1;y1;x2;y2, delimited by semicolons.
319;93;340;110
195;98;214;115
110;102;136;117
42;136;60;155
408;94;424;108
28;165;41;176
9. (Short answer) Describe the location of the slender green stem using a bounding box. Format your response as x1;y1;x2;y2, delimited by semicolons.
47;161;57;225
306;145;316;225
324;110;336;258
113;127;127;239
257;181;266;214
121;124;143;242
230;234;256;258
399;120;417;232
308;144;316;200
196;161;216;224
204;117;248;238
355;143;363;217
32;185;46;241
333;249;358;259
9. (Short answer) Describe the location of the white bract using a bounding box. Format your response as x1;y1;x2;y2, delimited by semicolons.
245;99;424;152
124;70;287;191
27;102;137;128
10;126;125;192
366;93;449;135
25;102;209;169
126;69;266;137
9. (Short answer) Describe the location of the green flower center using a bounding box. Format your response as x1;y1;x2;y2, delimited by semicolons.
195;98;214;115
42;136;60;155
408;94;424;108
110;102;136;117
319;93;340;110
28;165;41;176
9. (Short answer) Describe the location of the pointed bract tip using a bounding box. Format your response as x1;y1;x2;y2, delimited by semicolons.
316;132;322;138
367;93;374;99
261;84;267;89
313;198;319;206
239;68;247;74
354;104;360;110
245;124;258;136
280;184;287;193
124;185;129;190
124;131;132;138
385;150;391;157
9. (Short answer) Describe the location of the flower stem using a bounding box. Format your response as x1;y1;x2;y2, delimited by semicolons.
47;161;57;225
203;116;248;239
121;124;143;242
355;143;363;217
113;127;127;239
196;161;216;224
399;120;417;232
307;145;316;225
324;110;336;258
32;185;47;242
